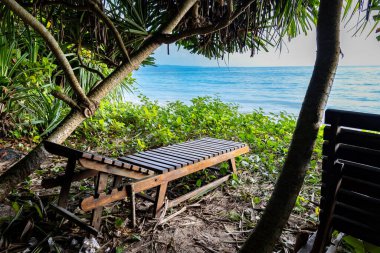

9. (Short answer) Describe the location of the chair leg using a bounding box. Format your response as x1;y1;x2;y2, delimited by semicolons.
311;218;333;253
91;172;108;230
228;157;237;174
58;157;76;208
153;182;168;218
126;184;136;227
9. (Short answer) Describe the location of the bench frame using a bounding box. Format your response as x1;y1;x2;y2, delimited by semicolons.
43;138;249;233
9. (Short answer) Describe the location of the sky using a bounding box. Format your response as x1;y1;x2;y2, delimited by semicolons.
154;19;380;67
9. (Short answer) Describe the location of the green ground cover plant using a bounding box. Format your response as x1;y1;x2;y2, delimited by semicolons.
71;95;323;186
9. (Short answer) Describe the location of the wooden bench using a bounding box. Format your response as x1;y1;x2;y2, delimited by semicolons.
42;137;249;234
297;109;380;253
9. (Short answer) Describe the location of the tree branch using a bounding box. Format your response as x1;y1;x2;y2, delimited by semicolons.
26;0;131;62
157;0;254;44
87;0;131;62
2;0;93;112
87;0;199;101
77;49;106;80
51;90;80;110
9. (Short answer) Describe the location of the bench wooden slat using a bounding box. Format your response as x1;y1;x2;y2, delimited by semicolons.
44;141;84;158
142;150;194;164
151;149;203;162
93;155;104;162
133;153;183;168
103;158;114;165
82;153;93;160
136;152;188;166
177;141;233;154
204;137;246;147
158;146;210;160
200;138;243;148
118;156;169;173
123;154;174;170
175;142;226;155
195;139;239;149
186;144;228;154
166;145;216;158
168;143;218;156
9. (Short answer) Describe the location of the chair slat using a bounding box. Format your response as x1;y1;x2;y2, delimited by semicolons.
325;109;380;132
340;176;380;199
332;215;380;246
326;127;380;150
337;189;380;214
324;144;380;168
341;160;380;186
334;202;380;228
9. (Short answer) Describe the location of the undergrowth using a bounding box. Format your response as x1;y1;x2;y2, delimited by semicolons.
1;96;325;252
71;95;323;187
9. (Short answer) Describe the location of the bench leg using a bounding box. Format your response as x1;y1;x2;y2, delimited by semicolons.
91;172;108;230
228;157;237;174
58;157;76;208
153;182;168;218
112;175;123;189
126;184;136;227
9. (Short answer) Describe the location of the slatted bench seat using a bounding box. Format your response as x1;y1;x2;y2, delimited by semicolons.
43;137;249;234
296;109;380;253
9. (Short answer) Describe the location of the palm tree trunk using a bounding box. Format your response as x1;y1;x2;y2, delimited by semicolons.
239;0;343;252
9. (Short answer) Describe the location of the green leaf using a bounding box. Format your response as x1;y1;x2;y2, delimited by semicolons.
343;235;365;253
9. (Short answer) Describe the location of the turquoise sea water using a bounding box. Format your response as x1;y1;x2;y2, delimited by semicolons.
128;65;380;115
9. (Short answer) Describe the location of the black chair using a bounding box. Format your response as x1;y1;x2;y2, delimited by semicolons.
300;109;380;253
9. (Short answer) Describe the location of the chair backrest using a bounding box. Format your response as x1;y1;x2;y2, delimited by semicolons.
320;109;380;246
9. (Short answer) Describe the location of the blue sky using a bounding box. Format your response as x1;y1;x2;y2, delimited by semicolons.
154;22;380;67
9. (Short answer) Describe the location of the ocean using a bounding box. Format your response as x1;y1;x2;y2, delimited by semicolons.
127;65;380;115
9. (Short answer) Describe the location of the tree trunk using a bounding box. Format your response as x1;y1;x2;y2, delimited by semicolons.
239;0;343;252
0;42;164;201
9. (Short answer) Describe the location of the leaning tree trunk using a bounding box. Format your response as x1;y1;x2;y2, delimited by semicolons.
0;44;160;201
239;0;343;252
0;0;199;202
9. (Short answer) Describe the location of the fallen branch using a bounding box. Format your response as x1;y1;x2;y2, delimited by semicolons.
158;206;187;226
